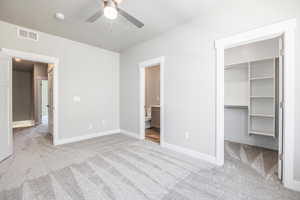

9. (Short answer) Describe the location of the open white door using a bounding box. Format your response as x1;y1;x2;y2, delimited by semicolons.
48;68;54;135
0;53;13;162
278;37;284;181
37;80;43;125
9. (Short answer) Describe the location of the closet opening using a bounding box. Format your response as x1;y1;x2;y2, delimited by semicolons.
224;37;284;181
139;57;165;146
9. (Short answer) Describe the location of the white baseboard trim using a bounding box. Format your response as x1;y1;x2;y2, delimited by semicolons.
13;120;35;128
120;129;143;140
163;142;219;166
120;130;219;166
54;129;121;146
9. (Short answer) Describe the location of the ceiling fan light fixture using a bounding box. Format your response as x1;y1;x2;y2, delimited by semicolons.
104;0;118;20
86;0;144;28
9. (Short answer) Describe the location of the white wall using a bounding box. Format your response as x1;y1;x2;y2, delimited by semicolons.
120;0;300;181
224;65;248;106
224;38;279;150
0;20;120;140
145;65;160;110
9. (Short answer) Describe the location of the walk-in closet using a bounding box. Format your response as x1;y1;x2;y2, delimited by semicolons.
224;37;283;180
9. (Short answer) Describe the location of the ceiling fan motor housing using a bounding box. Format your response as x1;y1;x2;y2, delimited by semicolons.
103;0;118;20
104;0;118;8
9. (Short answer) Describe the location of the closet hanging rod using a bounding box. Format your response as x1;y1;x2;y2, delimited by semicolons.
250;76;274;80
224;56;279;69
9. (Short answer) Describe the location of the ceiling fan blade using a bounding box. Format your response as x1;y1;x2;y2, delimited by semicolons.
117;8;144;28
86;9;103;23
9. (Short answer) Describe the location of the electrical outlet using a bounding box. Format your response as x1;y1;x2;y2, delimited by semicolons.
185;132;190;140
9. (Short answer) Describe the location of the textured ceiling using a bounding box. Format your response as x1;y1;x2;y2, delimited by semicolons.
0;0;217;52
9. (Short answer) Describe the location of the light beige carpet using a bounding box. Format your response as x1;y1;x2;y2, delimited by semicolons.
225;141;278;180
0;126;299;200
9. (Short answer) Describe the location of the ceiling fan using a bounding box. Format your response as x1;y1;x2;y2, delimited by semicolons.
87;0;144;28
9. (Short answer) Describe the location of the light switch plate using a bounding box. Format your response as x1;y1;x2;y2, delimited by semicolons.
73;96;81;102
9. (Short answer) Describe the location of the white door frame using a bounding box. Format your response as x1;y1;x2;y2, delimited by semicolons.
0;54;13;162
139;57;165;146
0;48;60;145
215;19;297;190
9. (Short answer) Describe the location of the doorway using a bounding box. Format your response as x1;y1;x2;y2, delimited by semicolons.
12;59;53;143
144;65;160;143
0;48;59;163
139;57;165;146
215;19;296;189
223;37;283;180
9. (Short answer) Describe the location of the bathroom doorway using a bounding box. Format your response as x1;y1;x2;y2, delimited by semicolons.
139;57;165;145
144;65;160;143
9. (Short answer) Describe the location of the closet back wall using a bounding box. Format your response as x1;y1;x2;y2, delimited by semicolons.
224;38;279;150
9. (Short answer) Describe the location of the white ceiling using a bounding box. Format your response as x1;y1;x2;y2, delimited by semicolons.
0;0;217;52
